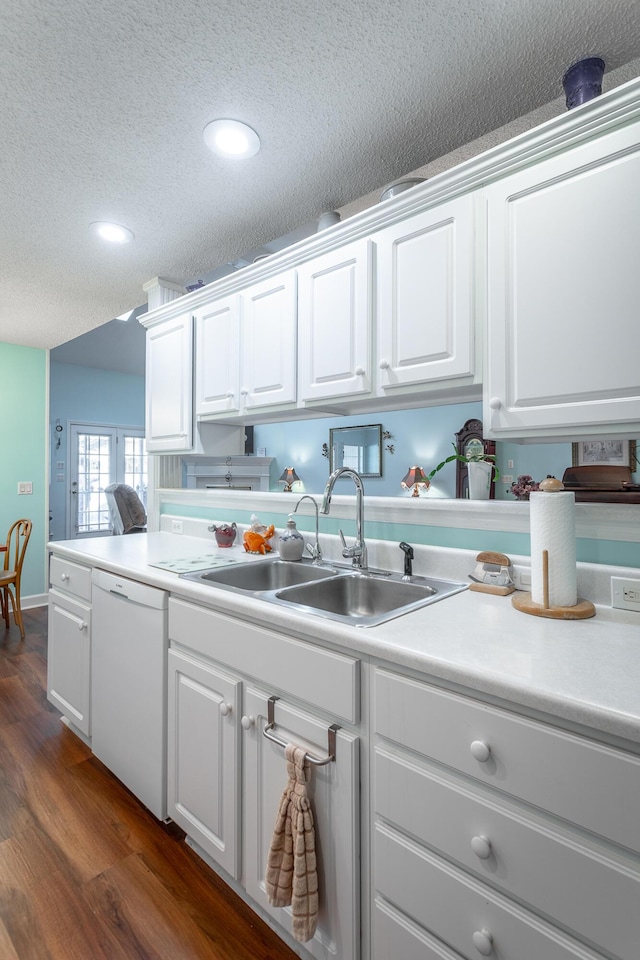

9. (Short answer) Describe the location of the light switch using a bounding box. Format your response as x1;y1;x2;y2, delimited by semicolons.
18;481;33;495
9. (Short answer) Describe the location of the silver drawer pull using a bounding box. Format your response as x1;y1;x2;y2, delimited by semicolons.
263;696;338;766
472;929;493;955
470;740;491;762
471;835;492;859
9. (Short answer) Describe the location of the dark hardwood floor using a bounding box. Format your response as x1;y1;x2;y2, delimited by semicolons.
0;607;299;960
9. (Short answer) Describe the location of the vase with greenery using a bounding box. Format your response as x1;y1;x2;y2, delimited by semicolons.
427;443;500;500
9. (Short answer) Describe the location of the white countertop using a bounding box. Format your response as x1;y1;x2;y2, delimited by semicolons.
49;533;640;745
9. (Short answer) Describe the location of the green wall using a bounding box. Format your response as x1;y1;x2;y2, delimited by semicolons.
0;343;48;602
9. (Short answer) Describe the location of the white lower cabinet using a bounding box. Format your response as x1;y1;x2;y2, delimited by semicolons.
166;598;361;959
47;556;92;737
167;648;241;878
372;667;640;960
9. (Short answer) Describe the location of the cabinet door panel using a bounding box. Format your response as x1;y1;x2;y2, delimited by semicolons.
241;271;297;412
145;314;194;451
243;687;359;960
298;239;372;402
485;122;640;438
194;295;241;417
47;590;91;736
376;197;475;391
167;649;240;879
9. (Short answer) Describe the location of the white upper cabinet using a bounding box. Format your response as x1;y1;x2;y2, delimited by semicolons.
239;270;297;416
145;312;194;452
195;271;297;422
297;239;373;404
484;119;640;440
374;196;476;397
194;294;241;418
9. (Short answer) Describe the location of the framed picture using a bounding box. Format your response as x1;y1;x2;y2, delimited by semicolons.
572;439;636;469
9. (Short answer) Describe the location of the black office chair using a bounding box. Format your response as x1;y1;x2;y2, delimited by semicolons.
104;484;147;535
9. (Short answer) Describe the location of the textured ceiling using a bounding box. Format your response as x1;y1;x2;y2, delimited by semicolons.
3;0;640;350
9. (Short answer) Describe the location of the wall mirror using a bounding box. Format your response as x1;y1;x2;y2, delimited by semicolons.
329;424;383;477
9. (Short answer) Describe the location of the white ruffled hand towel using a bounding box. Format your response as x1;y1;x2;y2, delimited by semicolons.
265;743;318;943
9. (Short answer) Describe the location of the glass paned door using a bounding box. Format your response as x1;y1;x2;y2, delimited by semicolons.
68;424;147;538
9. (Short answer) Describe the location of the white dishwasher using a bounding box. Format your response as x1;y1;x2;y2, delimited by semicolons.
91;569;168;820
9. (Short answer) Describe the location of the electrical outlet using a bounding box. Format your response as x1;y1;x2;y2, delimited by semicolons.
507;459;514;469
171;519;184;534
611;577;640;612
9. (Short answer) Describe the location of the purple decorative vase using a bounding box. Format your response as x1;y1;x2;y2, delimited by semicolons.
562;58;605;110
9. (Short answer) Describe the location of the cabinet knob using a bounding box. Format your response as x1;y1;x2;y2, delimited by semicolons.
241;714;255;730
489;397;502;410
60;573;69;582
470;740;491;762
379;359;390;370
226;392;234;399
240;388;249;396
219;702;232;717
355;366;365;376
472;929;493;956
471;835;492;859
77;620;87;632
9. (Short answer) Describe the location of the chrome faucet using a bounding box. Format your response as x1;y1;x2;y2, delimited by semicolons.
320;467;368;570
293;495;322;564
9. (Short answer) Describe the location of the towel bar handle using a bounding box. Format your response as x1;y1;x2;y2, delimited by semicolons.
263;696;339;766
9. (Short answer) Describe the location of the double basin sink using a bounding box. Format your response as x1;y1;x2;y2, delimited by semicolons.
181;557;467;628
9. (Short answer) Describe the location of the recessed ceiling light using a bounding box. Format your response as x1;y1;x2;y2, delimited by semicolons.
203;119;261;158
90;221;134;243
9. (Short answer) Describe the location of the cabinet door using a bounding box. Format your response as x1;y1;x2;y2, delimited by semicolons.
145;313;194;452
298;239;372;402
47;589;91;737
485;121;640;439
243;687;360;960
167;648;241;879
194;294;241;417
240;270;297;414
375;196;475;394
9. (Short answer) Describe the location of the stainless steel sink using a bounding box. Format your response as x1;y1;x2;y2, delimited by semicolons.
182;557;339;592
181;557;467;627
274;572;467;627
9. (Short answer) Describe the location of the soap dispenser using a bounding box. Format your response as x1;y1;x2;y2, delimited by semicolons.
278;515;305;561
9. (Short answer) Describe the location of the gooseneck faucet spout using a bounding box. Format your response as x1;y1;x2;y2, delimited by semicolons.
320;467;368;570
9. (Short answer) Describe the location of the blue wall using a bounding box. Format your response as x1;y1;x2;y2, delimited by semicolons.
49;362;145;540
0;343;47;600
253;402;577;499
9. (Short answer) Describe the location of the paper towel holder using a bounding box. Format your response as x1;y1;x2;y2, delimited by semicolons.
512;478;596;620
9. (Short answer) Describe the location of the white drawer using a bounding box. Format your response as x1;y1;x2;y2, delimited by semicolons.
375;746;640;960
375;822;606;960
169;598;359;724
374;897;464;960
374;668;640;853
49;555;92;603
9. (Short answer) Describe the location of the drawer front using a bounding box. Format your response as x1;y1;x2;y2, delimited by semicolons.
50;555;92;603
374;668;640;852
375;823;606;960
169;598;359;724
374;897;464;960
375;746;640;960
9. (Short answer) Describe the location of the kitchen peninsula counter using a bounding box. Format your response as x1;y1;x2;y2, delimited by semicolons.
49;532;640;747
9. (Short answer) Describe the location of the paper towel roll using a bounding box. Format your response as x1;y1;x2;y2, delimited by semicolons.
530;490;577;607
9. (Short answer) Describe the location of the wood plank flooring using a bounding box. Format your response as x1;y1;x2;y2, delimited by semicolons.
0;608;299;960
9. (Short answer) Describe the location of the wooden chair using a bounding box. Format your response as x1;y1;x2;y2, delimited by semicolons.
0;518;33;639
